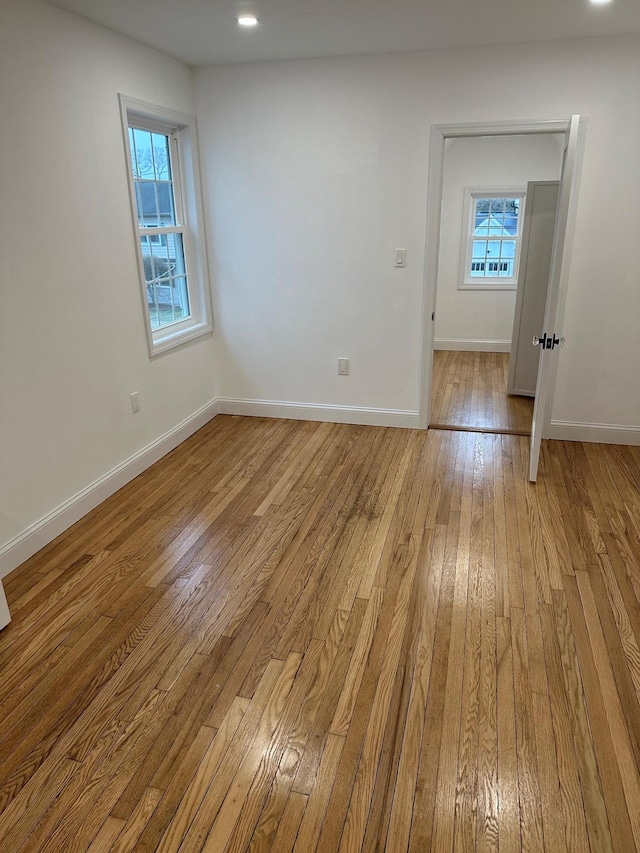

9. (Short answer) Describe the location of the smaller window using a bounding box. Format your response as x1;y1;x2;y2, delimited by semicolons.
459;188;526;290
120;95;212;357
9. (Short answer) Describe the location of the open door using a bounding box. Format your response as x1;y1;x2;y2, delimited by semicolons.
508;181;559;397
529;115;582;482
0;581;10;630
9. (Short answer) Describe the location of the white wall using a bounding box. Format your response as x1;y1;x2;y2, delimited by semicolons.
194;35;640;433
435;135;563;349
0;0;218;570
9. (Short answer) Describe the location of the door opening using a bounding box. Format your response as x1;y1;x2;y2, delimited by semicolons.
420;116;583;480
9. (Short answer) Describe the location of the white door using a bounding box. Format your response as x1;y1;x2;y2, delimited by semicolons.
0;581;10;630
529;115;582;481
508;181;559;397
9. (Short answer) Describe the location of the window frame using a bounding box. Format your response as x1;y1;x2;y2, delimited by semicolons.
119;95;213;357
458;186;526;291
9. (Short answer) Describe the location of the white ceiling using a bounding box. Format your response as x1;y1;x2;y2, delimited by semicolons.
47;0;640;67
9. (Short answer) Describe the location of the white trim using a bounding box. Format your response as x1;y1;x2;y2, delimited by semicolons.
547;421;640;445
218;398;419;428
434;119;571;137
434;339;511;353
0;583;10;630
0;401;219;579
419;117;579;431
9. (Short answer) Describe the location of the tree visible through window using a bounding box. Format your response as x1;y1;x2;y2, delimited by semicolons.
460;189;525;289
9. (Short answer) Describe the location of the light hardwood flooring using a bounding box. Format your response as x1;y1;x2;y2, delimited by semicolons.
430;350;534;434
1;416;640;852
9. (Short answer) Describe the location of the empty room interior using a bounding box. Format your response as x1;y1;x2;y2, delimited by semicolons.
1;0;639;850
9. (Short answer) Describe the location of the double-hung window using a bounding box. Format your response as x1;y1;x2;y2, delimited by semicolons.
120;96;212;356
459;188;526;290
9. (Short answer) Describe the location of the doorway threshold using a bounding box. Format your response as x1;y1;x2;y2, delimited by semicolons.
429;423;531;437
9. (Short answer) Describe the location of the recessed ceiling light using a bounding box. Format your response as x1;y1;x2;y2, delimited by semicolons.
237;15;259;27
590;0;613;5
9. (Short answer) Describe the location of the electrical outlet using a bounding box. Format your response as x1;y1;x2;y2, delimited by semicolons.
338;358;349;376
130;392;140;413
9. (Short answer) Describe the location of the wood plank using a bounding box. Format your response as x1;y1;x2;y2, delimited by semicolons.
430;350;533;433
0;417;638;853
558;581;636;852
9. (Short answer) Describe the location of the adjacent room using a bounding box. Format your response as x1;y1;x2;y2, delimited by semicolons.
430;133;564;435
1;0;639;850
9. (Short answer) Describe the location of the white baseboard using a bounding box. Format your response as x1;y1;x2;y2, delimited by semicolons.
548;420;640;445
218;398;420;429
435;339;511;353
0;400;220;580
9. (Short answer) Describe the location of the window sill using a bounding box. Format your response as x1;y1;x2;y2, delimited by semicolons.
458;281;517;292
149;319;213;357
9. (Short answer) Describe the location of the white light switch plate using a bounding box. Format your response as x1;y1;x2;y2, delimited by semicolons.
394;248;406;268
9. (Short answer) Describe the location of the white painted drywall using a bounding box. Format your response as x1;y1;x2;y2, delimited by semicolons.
435;135;563;349
0;0;218;562
194;35;640;431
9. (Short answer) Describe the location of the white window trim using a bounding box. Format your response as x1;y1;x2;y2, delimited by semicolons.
458;186;526;291
119;95;213;357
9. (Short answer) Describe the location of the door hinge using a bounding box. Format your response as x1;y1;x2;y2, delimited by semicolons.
533;333;565;350
431;312;435;322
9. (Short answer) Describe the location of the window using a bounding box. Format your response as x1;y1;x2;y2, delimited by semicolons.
120;96;212;356
459;188;526;290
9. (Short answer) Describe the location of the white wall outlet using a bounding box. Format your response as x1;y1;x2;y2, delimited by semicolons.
394;248;406;268
130;392;140;413
338;358;349;376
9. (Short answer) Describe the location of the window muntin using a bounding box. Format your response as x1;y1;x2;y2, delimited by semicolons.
120;96;212;357
459;189;525;290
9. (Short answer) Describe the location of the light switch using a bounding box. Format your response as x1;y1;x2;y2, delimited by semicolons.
395;248;406;268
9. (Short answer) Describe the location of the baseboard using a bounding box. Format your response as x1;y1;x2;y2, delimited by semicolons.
218;397;420;429
435;339;511;353
0;400;220;580
548;420;640;445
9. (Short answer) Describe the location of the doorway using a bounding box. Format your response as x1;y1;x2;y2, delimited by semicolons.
418;117;585;480
428;133;564;436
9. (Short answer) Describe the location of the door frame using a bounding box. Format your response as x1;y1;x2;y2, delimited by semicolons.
418;118;586;431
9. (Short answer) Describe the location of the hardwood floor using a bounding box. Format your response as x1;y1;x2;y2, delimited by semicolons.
1;415;639;852
430;350;534;434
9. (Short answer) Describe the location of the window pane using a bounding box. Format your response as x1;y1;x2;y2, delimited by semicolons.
141;241;164;283
501;240;516;259
472;240;487;258
132;129;155;181
130;128;177;227
474;217;489;236
151;132;172;181
133;181;177;228
170;276;189;318
141;237;159;282
141;234;190;330
135;181;160;226
488;217;503;236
